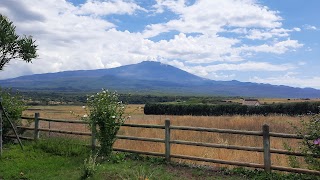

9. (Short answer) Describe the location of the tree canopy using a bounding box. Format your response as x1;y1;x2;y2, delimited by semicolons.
0;14;38;70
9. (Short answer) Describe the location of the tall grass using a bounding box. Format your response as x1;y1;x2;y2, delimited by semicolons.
32;137;90;157
115;114;306;168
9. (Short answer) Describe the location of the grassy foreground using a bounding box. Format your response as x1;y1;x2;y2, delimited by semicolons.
1;139;319;180
0;140;244;180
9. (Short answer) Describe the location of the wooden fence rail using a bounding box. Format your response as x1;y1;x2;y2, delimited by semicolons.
9;114;320;175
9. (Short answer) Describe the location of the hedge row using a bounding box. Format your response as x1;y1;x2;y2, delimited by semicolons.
144;102;320;116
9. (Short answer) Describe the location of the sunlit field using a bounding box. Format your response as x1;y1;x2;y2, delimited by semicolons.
22;105;309;168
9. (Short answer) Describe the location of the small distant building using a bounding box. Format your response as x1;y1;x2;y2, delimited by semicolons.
242;99;261;106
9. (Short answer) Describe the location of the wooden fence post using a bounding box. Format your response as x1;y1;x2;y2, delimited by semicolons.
34;113;40;141
263;124;271;172
0;108;3;157
91;122;96;150
165;119;171;162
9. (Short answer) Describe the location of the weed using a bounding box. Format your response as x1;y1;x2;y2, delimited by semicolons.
283;142;301;168
108;152;126;163
120;165;154;180
81;152;99;179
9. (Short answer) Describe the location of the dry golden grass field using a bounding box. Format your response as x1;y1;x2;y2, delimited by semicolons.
22;105;310;169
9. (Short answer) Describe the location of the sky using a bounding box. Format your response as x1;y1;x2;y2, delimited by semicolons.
0;0;320;89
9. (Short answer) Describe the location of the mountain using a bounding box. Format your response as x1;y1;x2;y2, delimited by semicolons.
1;61;320;98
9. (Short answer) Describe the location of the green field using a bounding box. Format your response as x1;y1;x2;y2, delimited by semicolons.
0;140;248;180
1;139;318;180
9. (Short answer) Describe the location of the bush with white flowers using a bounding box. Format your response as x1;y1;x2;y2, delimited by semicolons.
296;114;320;170
85;89;126;157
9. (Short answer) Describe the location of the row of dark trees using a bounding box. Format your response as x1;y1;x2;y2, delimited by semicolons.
144;102;320;116
20;90;238;105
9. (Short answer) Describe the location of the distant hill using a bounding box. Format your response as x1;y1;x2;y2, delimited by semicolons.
1;61;320;98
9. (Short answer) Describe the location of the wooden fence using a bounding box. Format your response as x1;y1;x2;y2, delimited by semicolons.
9;113;320;175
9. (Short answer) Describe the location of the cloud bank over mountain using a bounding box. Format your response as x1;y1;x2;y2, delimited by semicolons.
0;0;319;89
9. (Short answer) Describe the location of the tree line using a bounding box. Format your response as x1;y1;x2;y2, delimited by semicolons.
19;90;236;105
144;102;320;116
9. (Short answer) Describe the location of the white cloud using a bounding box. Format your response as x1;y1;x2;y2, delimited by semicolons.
76;0;146;16
245;27;301;40
293;27;301;32
152;0;187;14
145;0;282;38
251;75;320;89
303;24;318;31
152;33;242;63
240;39;303;54
158;60;295;80
203;61;295;72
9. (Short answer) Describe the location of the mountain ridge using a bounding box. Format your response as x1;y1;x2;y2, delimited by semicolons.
1;61;319;98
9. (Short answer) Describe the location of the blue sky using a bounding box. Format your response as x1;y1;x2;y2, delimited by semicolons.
0;0;319;89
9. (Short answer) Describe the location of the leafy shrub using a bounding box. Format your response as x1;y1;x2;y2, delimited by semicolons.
0;88;27;141
85;89;126;157
296;114;320;170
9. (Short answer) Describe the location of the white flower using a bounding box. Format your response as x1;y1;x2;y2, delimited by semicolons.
111;116;116;119
83;114;88;118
